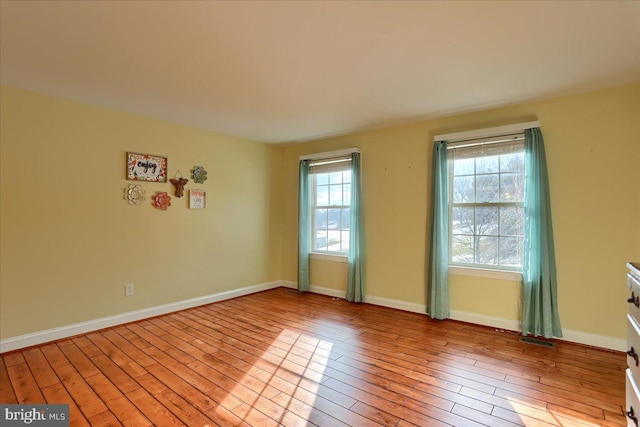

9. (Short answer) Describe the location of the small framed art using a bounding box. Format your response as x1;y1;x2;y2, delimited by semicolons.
126;152;167;182
189;190;206;209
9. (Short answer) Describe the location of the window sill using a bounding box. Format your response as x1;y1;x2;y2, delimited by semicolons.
449;265;522;282
310;252;348;263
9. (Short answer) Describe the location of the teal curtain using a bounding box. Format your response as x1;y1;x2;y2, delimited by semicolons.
347;152;364;302
298;160;311;292
428;141;449;319
522;128;562;338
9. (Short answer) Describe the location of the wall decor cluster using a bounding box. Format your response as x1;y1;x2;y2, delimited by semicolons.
123;184;146;205
191;166;208;184
151;191;172;210
123;153;207;210
127;152;167;183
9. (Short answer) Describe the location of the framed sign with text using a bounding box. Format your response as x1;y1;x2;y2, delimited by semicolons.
126;152;167;183
189;190;206;209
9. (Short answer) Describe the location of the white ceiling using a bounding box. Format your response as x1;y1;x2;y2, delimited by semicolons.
1;1;639;144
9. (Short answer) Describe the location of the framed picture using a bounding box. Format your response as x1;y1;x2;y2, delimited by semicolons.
126;152;167;182
189;190;206;209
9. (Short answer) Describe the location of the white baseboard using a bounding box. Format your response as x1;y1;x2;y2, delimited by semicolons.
280;281;346;299
1;280;625;353
365;295;425;314
287;281;625;352
449;309;521;332
449;309;626;351
310;285;346;299
560;328;626;352
0;280;284;353
281;280;297;289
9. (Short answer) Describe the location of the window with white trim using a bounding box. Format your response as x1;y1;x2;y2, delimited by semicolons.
310;157;352;254
449;135;525;271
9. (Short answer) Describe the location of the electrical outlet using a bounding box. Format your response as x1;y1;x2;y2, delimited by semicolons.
125;284;134;297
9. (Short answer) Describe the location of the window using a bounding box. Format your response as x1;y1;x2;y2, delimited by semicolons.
309;157;352;254
449;135;525;270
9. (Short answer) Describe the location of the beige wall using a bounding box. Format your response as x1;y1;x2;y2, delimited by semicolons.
2;82;638;345
0;86;282;339
281;83;640;340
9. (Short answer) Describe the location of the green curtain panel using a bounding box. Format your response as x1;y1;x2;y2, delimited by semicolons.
522;128;562;338
428;141;450;319
347;152;365;302
298;160;311;292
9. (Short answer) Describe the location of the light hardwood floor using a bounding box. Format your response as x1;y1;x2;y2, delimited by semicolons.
0;288;627;426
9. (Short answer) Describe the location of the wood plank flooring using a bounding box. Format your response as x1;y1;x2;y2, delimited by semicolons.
0;287;628;426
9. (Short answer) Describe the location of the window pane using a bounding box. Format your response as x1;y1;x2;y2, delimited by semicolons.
343;183;351;205
499;206;523;236
315;208;328;231
476;207;498;235
341;230;350;252
341;208;351;230
316;185;329;206
329;172;342;184
329;185;343;206
327;209;341;229
476;174;499;202
476;156;499;174
500;152;524;173
316;173;329;185
315;231;328;251
500;173;515;202
499;237;522;267
453;176;475;203
514;172;524;201
452;235;474;263
454;158;474;176
452;207;474;235
343;170;352;183
475;236;498;265
327;230;341;252
500;172;524;202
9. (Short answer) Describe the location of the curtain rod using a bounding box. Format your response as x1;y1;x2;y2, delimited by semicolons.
299;147;360;161
434;121;539;143
447;134;524;150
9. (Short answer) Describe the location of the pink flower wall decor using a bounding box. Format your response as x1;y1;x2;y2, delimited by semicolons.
151;191;172;210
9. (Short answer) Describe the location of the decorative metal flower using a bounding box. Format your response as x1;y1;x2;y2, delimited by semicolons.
123;184;146;205
191;166;208;184
151;191;172;210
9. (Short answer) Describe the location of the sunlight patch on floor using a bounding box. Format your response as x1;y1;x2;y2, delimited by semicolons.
218;329;334;424
505;394;606;427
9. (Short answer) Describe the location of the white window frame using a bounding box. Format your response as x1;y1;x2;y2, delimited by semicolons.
300;148;360;258
435;121;538;275
447;142;524;272
310;160;352;255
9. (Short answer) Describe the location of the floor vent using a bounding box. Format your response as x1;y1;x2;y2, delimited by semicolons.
519;337;555;348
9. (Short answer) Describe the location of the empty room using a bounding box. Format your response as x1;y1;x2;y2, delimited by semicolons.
1;1;639;426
